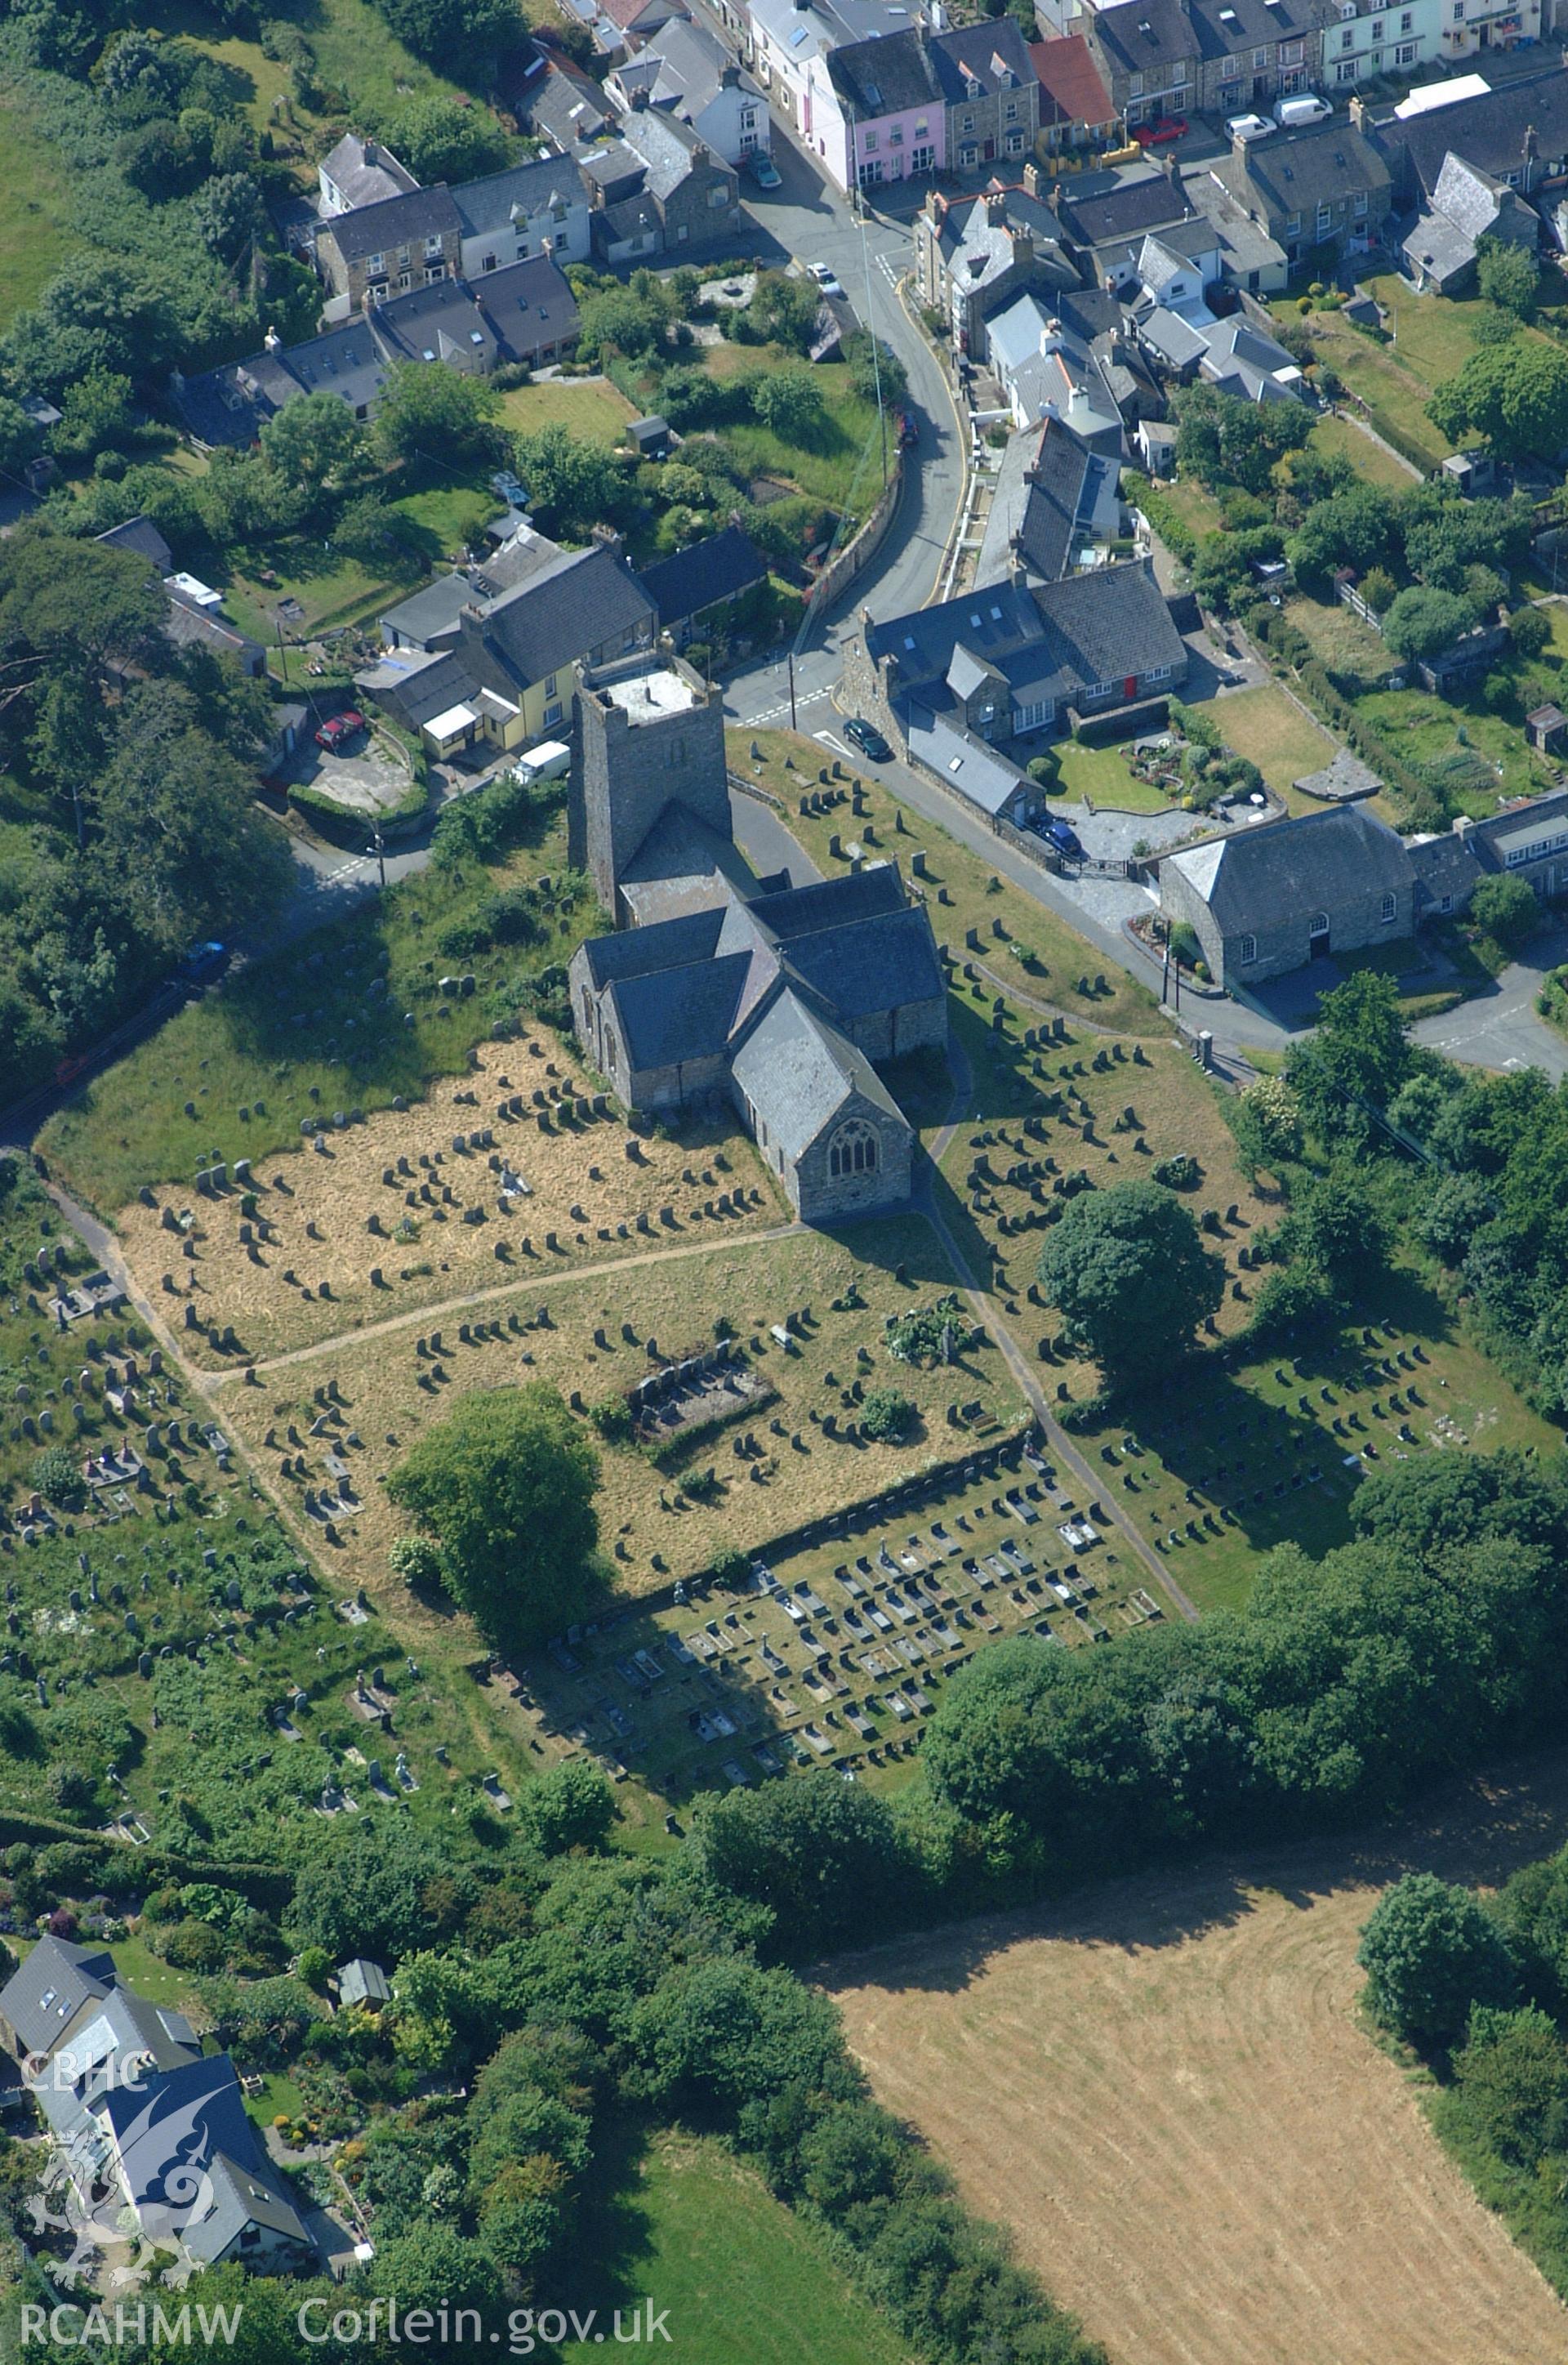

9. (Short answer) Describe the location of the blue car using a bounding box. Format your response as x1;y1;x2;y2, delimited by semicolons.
1043;818;1083;860
178;941;228;986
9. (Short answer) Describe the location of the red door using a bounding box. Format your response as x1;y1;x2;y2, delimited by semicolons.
1124;675;1138;698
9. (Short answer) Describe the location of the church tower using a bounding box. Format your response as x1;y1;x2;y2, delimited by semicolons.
568;654;729;924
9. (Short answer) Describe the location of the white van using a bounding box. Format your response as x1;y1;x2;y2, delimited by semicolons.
513;739;571;786
1273;93;1331;127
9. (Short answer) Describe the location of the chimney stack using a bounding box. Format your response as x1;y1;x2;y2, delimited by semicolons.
1348;94;1365;131
1022;159;1041;196
1526;122;1539;161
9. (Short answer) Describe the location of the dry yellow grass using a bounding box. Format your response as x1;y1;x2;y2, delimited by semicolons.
828;1760;1568;2365
117;1038;784;1368
217;1215;1023;1602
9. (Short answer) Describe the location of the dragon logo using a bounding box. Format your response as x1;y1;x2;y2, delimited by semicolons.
25;2072;218;2293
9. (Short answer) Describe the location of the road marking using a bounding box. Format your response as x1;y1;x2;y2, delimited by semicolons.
876;254;898;289
815;729;853;759
737;689;830;728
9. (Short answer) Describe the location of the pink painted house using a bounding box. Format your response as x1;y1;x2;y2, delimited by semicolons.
817;28;944;194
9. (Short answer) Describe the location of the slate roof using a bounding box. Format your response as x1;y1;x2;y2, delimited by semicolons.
929;20;1036;102
1370;67;1568;199
611;948;754;1066
782;904;945;1019
163;594;265;671
635;14;760;114
617;801;756;924
619;109;717;202
0;1937;114;2060
730;991;902;1162
638;524;767;628
185;2152;311;2263
1404;208;1479;290
339;1958;391;2006
745;864;908;939
1016;419;1112;582
826;27;941;117
382;574;472;648
454;155;587;238
320;133;417;212
96;515;173;570
1028;33;1114;132
320;184;461;262
476;254;581;359
465;544;656;693
1035;561;1186;689
1055;167;1195;256
1218;122;1390;220
530;56;615;148
905;706;1029;814
1164;805;1410;935
96;2053;309;2262
371;277;497;370
1432;150;1510;243
356;647;479;730
1087;0;1315;78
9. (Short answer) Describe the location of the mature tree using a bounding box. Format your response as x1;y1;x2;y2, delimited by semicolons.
1172;381;1312;494
0;398;40;481
693;1772;906;1953
91;682;293;946
385;1382;602;1651
1229;1073;1303;1175
1447;2006;1568;2168
1428;340;1568;462
1413;1171;1494;1267
518;1761;617;1858
750;364;826;444
1476;237;1540;321
844;330;906;408
367;2229;503;2324
0;531;167;690
1358;1872;1518;2050
1285;483;1400;581
191;172;266;265
1286;967;1410;1138
1470;872;1540;953
374;361;500;466
375;0;521;72
1279;1171;1390;1288
1382;584;1477;663
289;1814;458;1961
258;390;365;496
513;421;621;539
859;1387;914;1443
195;449;308;545
746;269;821;353
576;284;667;362
55;369;136;460
1495;1839;1568;2009
1036;1180;1223;1386
381;93;508;184
631;1957;858;2113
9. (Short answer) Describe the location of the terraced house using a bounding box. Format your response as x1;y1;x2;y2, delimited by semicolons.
1076;0;1321;127
1213;114;1391;263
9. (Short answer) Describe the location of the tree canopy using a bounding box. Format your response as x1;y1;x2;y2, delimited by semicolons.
1428;338;1568;462
1036;1180;1224;1386
386;1382;603;1651
1358;1873;1518;2050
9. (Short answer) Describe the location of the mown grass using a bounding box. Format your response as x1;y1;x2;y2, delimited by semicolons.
560;2127;909;2365
495;377;639;446
1307;411;1419;492
1202;683;1339;812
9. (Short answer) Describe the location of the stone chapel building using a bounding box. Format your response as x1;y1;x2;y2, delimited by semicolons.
568;656;947;1222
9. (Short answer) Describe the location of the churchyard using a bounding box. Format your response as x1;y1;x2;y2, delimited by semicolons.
513;1428;1161;1800
112;1034;784;1368
38;777;584;1217
216;1218;1025;1609
729;729;1164;1038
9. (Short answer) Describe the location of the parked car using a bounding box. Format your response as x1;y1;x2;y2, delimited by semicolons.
1131;115;1187;147
177;941;229;987
896;410;920;451
1274;93;1330;126
1225;112;1273;143
748;152;782;189
314;709;366;752
54;1053;90;1087
844;716;892;762
1042;817;1083;859
808;261;846;297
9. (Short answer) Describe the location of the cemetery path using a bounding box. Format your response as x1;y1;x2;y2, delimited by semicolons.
917;1037;1200;1626
198;1217;811;1386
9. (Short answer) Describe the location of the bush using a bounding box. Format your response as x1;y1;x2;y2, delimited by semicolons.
1471;872;1540;956
859;1388;915;1444
1358;1872;1519;2051
1508;604;1551;660
30;1445;82;1506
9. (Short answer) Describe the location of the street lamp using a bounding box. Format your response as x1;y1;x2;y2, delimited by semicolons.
366;826;386;890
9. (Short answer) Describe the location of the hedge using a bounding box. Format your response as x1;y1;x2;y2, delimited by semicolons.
1125;471;1198;568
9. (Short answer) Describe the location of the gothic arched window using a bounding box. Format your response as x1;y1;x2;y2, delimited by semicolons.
827;1120;880;1179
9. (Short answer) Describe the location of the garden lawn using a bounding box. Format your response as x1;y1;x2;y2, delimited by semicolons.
1203;684;1339;812
1284;592;1397;684
36;799;580;1215
0;87;80;328
1306;412;1419;491
1046;739;1169;813
1279;303;1455;467
731;730;1163;1036
1159;476;1224;539
714;354;886;517
495;377;638;446
560;2129;908;2365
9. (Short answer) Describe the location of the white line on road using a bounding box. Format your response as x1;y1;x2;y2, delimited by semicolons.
736;689;830;727
876;254;898;288
815;730;853;759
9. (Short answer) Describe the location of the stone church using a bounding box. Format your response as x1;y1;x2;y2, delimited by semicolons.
567;656;947;1223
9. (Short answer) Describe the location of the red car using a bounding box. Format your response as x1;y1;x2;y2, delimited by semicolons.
314;709;366;752
1132;116;1187;146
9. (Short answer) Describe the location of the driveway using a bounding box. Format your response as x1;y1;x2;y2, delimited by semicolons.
279;728;413;819
1412;923;1568;1080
